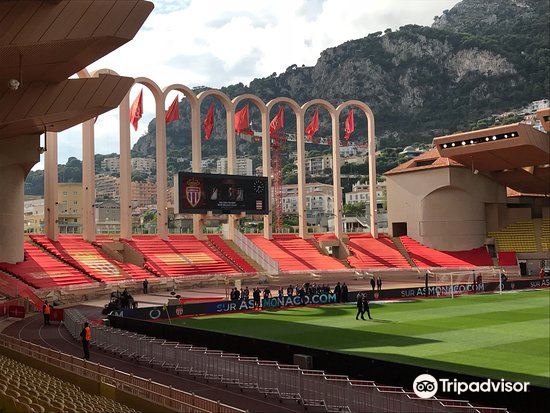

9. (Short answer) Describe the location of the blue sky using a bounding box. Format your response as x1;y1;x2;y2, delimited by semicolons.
37;0;459;170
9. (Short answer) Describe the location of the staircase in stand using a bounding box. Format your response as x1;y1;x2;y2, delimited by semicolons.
220;238;264;272
392;237;417;268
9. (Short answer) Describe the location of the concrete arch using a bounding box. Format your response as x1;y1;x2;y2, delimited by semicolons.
163;85;202;236
267;97;302;116
197;89;233;111
233;94;272;239
130;77;168;239
197;89;238;238
232;93;267;112
266;97;308;238
301;99;343;239
301;98;335;114
336;100;377;237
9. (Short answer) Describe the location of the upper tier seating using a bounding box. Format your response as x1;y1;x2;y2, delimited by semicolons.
541;219;550;251
31;235;150;283
0;242;92;289
207;235;257;273
247;234;346;272
0;354;137;413
400;236;493;268
126;235;240;277
498;251;518;267
346;234;411;268
487;221;537;253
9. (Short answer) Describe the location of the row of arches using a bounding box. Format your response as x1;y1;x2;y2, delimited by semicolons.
43;69;378;242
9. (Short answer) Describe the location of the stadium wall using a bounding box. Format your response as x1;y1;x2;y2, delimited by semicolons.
387;166;506;251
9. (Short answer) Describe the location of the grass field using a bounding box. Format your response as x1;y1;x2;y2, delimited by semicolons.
168;290;550;387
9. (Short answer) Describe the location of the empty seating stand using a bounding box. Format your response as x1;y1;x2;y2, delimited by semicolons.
247;234;346;272
31;235;150;283
541;219;550;251
126;235;240;277
346;234;411;268
400;236;493;268
488;221;537;253
207;235;257;273
0;242;92;289
0;354;137;413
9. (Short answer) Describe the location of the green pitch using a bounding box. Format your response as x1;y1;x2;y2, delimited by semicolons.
168;290;550;387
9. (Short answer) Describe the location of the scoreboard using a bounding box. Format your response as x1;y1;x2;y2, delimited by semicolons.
175;172;269;215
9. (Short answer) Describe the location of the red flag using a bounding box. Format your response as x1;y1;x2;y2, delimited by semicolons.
203;103;215;140
269;107;284;136
130;89;143;131
344;109;355;140
165;96;180;124
235;104;254;136
305;109;319;141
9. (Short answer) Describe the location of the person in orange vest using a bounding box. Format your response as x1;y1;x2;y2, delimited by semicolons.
80;322;91;360
42;300;51;325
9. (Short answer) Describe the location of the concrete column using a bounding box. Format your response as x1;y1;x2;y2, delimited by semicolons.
0;135;40;263
367;113;378;238
261;110;272;239
226;106;237;240
119;93;132;239
296;112;308;238
44;132;59;241
190;100;203;238
331;116;343;239
82;120;96;241
155;99;168;240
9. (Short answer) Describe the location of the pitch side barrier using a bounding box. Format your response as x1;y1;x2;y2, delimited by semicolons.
113;277;550;321
62;310;505;413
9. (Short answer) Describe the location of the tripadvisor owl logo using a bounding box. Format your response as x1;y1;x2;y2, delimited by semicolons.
413;374;438;398
413;374;530;399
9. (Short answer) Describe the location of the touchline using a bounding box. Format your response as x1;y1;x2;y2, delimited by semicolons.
440;379;529;395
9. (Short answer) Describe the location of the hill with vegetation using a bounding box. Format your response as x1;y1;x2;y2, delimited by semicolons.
133;0;548;157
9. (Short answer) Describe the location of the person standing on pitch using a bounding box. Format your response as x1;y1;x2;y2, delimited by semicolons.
356;293;364;320
334;282;342;302
42;300;51;325
370;276;376;292
425;272;429;296
377;276;382;293
362;294;373;320
342;283;349;303
80;322;91;360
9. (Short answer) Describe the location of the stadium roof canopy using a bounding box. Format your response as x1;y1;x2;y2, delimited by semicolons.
433;123;549;194
0;0;153;139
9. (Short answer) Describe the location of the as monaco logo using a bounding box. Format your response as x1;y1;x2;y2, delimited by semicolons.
186;179;202;207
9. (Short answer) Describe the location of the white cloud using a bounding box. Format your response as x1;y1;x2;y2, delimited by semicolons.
35;0;459;169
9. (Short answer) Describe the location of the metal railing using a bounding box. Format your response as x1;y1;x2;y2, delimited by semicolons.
63;309;507;413
0;329;243;413
222;225;279;274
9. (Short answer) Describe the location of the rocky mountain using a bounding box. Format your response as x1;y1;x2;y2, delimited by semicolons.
133;0;548;158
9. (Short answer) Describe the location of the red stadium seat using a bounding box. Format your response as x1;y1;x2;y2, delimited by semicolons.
0;242;93;289
400;236;493;268
30;235;152;283
346;234;411;268
125;235;241;277
498;251;518;266
246;234;346;272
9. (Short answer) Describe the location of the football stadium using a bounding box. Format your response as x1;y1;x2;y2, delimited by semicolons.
0;1;549;413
